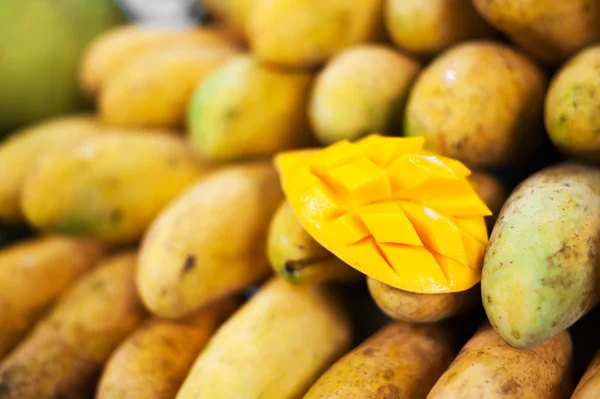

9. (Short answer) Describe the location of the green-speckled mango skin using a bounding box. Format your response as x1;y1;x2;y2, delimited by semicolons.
482;163;600;349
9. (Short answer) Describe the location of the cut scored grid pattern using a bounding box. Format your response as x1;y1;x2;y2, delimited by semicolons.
276;135;492;294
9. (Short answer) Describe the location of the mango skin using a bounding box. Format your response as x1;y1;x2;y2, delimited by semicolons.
0;236;105;360
545;45;600;162
385;0;496;56
0;253;147;399
309;45;420;144
468;170;509;231
482;163;600;349
473;0;600;65
0;115;102;222
572;350;600;399
367;277;479;323
175;278;351;399
304;321;455;399
268;200;361;285
427;322;573;398
22;132;206;245
96;297;239;399
198;0;257;37
188;55;314;163
138;162;283;319
405;41;547;168
248;0;383;69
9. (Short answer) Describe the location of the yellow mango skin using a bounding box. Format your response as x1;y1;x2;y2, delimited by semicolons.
276;136;491;294
97;297;239;399
100;44;239;129
22;132;206;245
176;278;351;399
572;351;600;399
473;0;600;65
0;253;147;399
367;277;478;323
482;163;600;349
309;45;420;144
268;200;361;285
0;115;102;222
405;41;547;168
80;25;235;97
468;170;509;231
427;322;573;399
385;0;497;56
138;162;283;319
545;46;600;162
0;236;105;360
304;322;455;399
188;55;315;163
249;0;383;69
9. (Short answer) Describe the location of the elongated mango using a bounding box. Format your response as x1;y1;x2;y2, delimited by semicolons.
0;115;102;222
0;236;105;359
80;24;235;97
572;351;600;399
138;162;283;318
427;322;573;398
97;297;239;399
176;278;351;399
0;253;147;399
268;200;361;285
482;163;600;349
304;322;456;399
100;45;239;128
22;132;206;244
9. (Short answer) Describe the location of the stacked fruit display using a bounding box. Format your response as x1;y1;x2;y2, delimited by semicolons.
1;0;600;398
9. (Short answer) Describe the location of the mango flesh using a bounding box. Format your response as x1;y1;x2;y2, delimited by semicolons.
188;55;315;163
404;41;547;168
138;162;283;319
385;0;496;56
22;132;206;244
268;200;361;285
248;0;383;69
473;0;600;64
427;322;573;398
304;321;456;399
482;163;600;349
175;278;351;399
545;45;600;162
275;135;490;294
309;45;420;144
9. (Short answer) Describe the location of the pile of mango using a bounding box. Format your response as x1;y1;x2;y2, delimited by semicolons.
1;0;600;398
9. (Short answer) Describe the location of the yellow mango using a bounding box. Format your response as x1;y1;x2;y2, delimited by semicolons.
198;0;257;37
0;236;105;359
248;0;383;69
0;115;102;222
22;132;207;244
188;55;315;163
100;45;239;129
80;24;235;97
275;135;491;294
138;162;283;318
0;253;147;399
176;278;351;399
309;45;420;144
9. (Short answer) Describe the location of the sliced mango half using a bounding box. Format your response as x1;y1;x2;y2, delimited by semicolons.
275;134;491;294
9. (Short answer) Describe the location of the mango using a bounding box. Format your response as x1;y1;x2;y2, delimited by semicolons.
248;0;383;69
197;0;257;37
482;163;600;349
22;132;207;244
138;162;283;318
545;45;600;162
188;55;314;163
309;45;420;144
268;200;361;285
175;278;351;399
275;135;490;294
405;41;547;167
572;350;600;399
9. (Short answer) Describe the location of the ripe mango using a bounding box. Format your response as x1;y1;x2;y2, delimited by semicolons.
482;163;600;349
